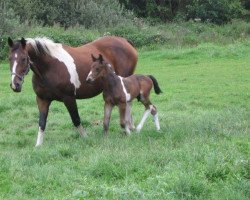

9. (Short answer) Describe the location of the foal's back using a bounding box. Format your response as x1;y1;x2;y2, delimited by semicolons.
122;74;153;101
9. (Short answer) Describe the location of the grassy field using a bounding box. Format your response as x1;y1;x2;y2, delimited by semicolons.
0;41;249;199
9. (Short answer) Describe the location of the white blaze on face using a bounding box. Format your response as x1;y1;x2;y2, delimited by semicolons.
118;76;131;102
86;70;93;80
11;53;18;89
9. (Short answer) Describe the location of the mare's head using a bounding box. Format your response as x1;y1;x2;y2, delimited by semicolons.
86;54;113;84
8;37;30;92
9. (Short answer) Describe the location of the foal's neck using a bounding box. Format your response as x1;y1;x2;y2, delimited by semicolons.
102;68;121;91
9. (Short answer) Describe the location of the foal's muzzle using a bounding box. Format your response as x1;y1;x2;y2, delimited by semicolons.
86;78;94;84
86;77;94;84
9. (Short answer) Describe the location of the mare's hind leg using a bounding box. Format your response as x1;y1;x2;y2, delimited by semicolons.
36;96;51;147
63;96;87;137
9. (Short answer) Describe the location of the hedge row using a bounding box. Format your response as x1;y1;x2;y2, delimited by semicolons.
1;20;250;60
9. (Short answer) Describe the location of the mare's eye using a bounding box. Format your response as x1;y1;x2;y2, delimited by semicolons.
96;68;100;72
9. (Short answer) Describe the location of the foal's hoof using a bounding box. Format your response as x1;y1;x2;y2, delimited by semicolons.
136;127;141;133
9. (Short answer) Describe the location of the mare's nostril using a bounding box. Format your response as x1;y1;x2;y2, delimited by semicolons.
15;83;20;90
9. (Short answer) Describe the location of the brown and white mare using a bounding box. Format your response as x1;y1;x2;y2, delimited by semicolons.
7;36;137;146
86;54;162;135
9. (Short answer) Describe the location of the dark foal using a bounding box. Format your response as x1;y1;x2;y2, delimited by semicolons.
86;54;162;135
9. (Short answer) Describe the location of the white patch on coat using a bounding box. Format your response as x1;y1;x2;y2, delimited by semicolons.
118;76;131;102
26;37;81;94
11;53;18;89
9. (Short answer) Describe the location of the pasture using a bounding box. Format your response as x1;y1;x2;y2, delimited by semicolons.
0;41;249;199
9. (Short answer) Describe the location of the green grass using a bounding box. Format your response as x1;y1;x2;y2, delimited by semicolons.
0;41;249;199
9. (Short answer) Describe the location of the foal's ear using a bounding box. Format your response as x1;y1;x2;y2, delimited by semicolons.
98;54;104;63
91;54;97;62
8;37;14;47
20;37;26;48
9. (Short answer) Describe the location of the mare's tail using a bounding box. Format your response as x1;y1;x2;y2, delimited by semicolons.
148;75;162;94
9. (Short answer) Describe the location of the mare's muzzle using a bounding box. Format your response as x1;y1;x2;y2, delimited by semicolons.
10;82;22;92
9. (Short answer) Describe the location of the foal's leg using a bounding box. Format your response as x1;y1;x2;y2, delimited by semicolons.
36;96;51;147
119;103;131;135
136;104;151;133
136;93;155;132
149;105;160;131
103;102;114;136
63;96;87;137
126;102;135;131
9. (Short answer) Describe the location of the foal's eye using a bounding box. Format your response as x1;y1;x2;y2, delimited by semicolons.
21;58;26;63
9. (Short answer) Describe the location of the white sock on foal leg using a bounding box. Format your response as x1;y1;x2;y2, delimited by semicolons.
154;113;160;131
77;125;87;137
35;127;44;147
136;109;150;132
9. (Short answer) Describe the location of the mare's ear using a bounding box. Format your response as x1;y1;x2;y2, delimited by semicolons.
8;37;14;47
98;54;104;63
91;54;97;62
20;37;26;48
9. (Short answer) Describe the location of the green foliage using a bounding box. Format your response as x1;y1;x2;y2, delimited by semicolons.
0;1;24;60
24;26;101;46
8;0;133;28
2;21;250;61
186;0;245;24
120;0;247;24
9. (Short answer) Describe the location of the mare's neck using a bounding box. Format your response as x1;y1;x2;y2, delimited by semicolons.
27;44;48;75
26;44;49;81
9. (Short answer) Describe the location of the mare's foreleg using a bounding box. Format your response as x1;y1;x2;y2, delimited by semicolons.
63;96;87;137
119;103;131;135
36;96;51;147
103;102;114;136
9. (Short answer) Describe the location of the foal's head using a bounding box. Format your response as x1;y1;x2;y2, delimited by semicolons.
86;54;113;83
8;37;30;92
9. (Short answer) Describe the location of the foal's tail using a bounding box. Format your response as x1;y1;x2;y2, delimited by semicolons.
148;75;162;94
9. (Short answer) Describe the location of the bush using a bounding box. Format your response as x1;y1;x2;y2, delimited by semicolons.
8;0;134;29
186;0;245;24
0;1;26;60
24;26;101;46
